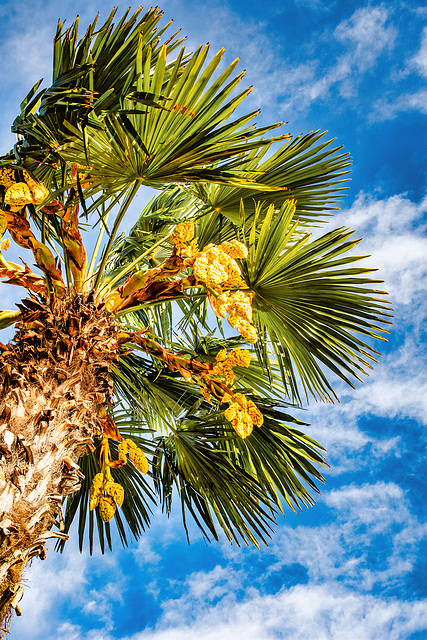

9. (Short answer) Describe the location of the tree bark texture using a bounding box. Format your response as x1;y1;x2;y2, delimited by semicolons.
0;293;120;626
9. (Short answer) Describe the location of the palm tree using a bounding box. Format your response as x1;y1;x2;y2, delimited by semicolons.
0;7;391;629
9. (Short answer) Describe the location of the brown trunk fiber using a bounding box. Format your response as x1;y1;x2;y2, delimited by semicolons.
0;293;120;629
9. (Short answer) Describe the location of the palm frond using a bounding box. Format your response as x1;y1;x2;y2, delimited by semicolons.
151;400;327;544
242;200;393;402
12;8;184;153
54;44;289;195
58;411;156;554
188;130;351;227
152;421;277;545
221;401;327;513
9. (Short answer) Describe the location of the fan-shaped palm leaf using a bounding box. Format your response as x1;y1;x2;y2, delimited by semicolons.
12;8;185;153
55;44;290;196
188;130;352;227
242;200;393;402
59;411;156;554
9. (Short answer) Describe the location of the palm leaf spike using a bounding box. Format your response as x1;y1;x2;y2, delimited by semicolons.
0;260;48;296
0;309;22;330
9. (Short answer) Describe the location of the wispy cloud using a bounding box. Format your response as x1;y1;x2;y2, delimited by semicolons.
337;191;427;307
334;6;396;72
371;89;427;121
258;6;397;116
118;480;427;640
410;26;427;78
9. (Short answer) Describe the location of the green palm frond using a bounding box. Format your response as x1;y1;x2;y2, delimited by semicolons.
58;412;156;554
151;401;327;544
102;187;197;289
221;401;327;513
110;352;209;432
152;420;277;545
12;8;185;153
188;130;352;227
55;44;290;195
242;200;393;402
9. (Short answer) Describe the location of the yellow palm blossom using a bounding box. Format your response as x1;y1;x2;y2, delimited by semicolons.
118;439;128;465
171;221;194;245
126;439;149;474
228;315;258;343
104;481;125;508
223;392;263;438
0;167;15;189
98;495;116;522
89;473;104;511
220;239;248;259
227;348;252;368
247;399;264;426
170;221;197;257
4;182;33;207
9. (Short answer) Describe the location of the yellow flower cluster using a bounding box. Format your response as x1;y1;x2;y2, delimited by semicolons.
89;472;104;511
118;438;149;474
0;168;49;210
104;480;125;507
0;168;15;189
211;347;252;386
89;471;124;522
210;289;257;343
223;392;264;439
98;496;116;522
193;243;245;289
171;221;194;245
191;240;257;343
89;435;149;523
170;221;198;257
220;240;249;260
228;314;258;343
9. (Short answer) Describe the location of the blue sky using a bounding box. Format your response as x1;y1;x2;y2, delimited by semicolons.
1;0;426;638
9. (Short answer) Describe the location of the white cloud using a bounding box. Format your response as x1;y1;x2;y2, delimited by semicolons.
411;26;427;78
371;89;427;121
275;6;397;114
11;477;427;640
338;191;427;307
14;550;89;638
303;338;427;453
119;585;427;640
334;6;396;72
119;480;427;640
267;481;424;588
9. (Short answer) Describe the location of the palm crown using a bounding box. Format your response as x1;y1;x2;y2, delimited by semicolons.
0;6;391;590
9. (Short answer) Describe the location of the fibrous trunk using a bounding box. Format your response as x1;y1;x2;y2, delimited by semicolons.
0;292;120;627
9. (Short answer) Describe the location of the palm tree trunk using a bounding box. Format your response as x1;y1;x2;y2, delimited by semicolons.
0;293;120;627
0;380;95;623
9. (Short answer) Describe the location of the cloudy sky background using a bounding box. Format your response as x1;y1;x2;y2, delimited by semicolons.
0;0;426;638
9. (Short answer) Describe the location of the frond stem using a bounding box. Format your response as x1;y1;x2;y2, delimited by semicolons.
94;181;140;290
87;209;110;280
99;233;171;295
